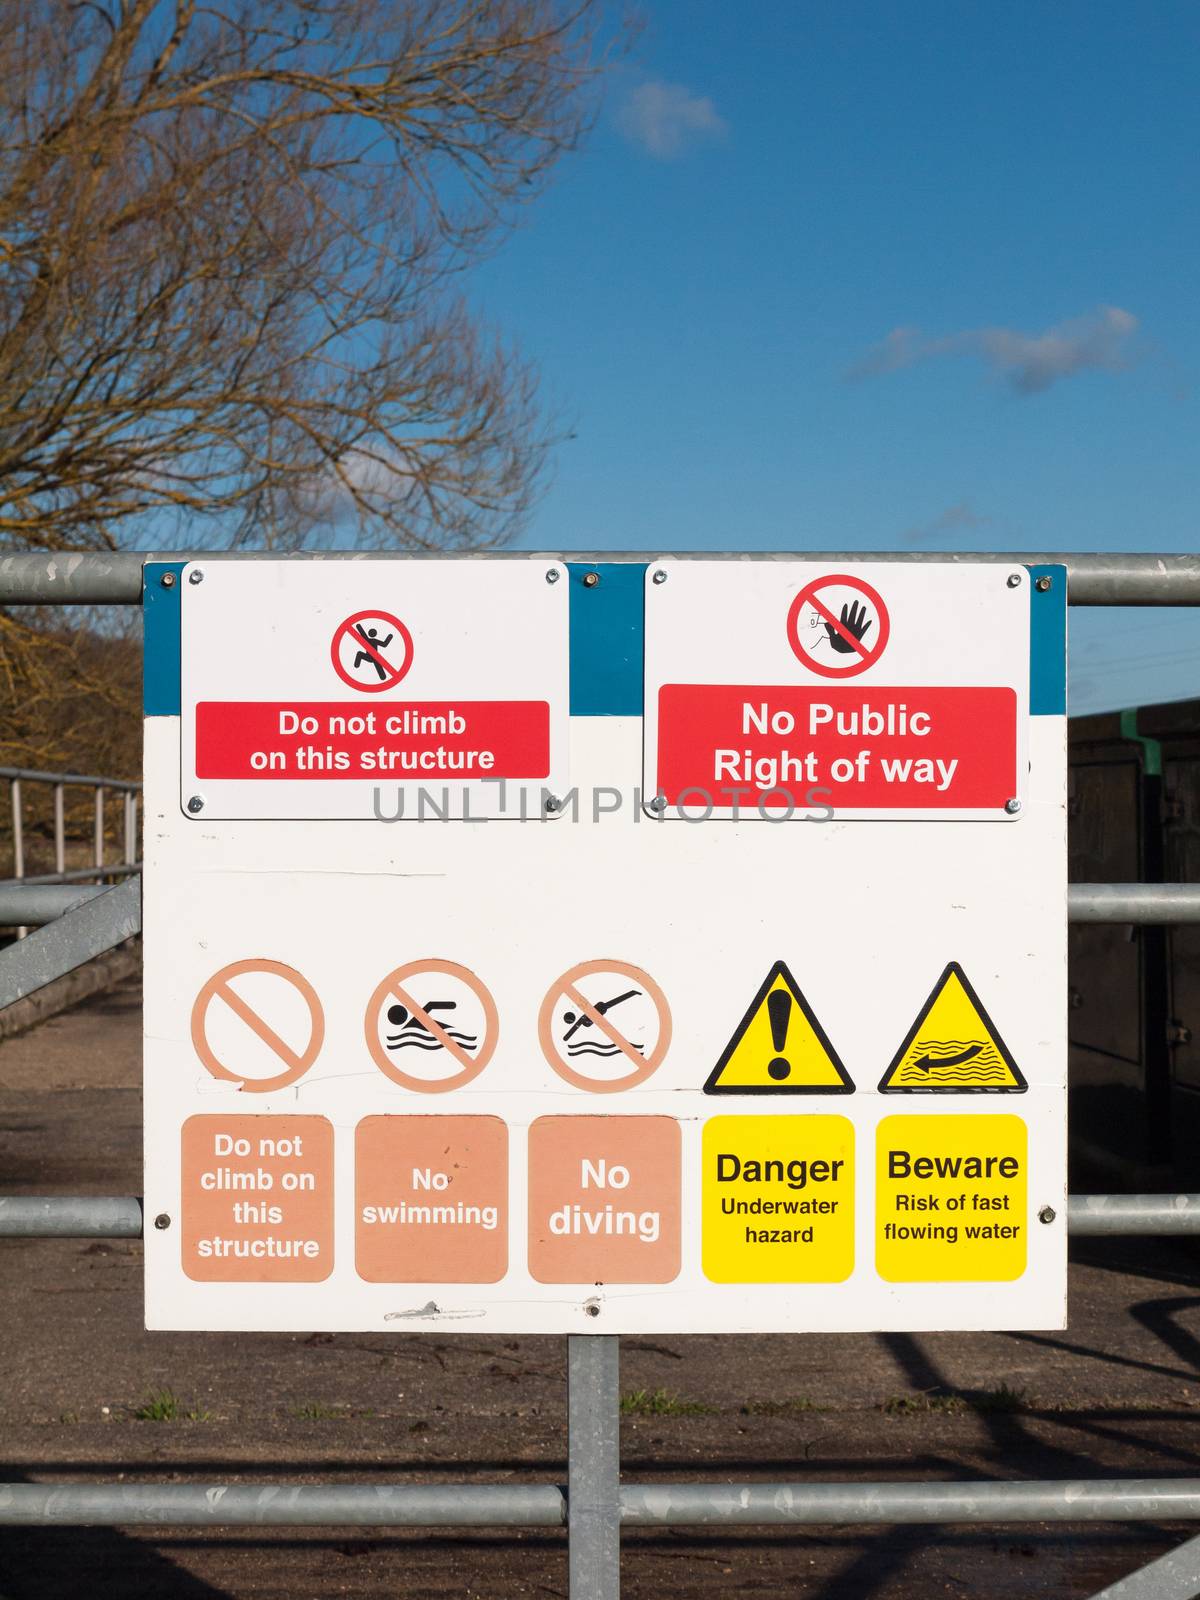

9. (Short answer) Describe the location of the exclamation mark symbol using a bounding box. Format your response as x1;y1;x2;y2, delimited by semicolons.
767;988;792;1081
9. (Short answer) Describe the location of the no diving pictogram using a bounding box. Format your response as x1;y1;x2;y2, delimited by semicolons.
331;609;414;693
365;959;499;1093
787;574;890;679
191;959;325;1094
538;960;672;1093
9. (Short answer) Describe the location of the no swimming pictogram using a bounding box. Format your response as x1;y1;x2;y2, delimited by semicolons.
539;960;671;1093
191;959;325;1094
787;573;890;679
364;959;499;1093
331;609;414;693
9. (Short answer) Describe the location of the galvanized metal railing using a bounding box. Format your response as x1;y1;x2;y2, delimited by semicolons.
0;546;1197;604
0;550;1198;1600
0;763;140;938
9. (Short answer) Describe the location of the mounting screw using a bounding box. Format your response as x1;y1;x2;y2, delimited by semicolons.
1004;797;1022;815
648;795;668;813
583;571;600;588
652;569;668;585
159;572;176;589
584;1298;601;1318
1006;573;1022;588
186;794;205;815
545;568;560;584
1038;1206;1056;1225
1035;575;1052;592
154;1213;171;1231
543;794;561;814
188;568;204;585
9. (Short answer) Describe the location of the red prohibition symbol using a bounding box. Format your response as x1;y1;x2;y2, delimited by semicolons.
330;609;414;693
787;573;890;679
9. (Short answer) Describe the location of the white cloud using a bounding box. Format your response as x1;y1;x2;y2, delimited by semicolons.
850;306;1139;395
288;445;415;525
900;502;992;546
616;79;727;159
333;446;412;500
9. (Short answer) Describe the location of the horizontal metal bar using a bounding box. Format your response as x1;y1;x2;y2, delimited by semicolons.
0;876;140;1009
0;1197;143;1238
1;877;1186;925
0;877;1183;921
0;550;1195;606
0;1484;565;1528
0;766;140;791
0;877;1183;926
3;865;141;887
1068;884;1200;923
3;1478;1200;1529
1067;1194;1200;1234
0;552;150;606
5;1194;1199;1241
619;1479;1200;1526
0;885;106;925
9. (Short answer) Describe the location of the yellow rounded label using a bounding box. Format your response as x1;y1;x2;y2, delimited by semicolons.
876;1114;1027;1282
702;1115;854;1283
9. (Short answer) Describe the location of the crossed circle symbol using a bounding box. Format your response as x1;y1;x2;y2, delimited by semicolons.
787;574;890;679
330;608;414;693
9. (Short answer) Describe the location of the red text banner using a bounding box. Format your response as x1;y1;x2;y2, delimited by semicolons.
196;700;550;781
656;685;1017;811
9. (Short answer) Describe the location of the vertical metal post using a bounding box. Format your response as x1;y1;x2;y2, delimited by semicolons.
53;784;65;876
11;777;25;938
94;787;104;870
10;778;22;880
122;789;134;865
568;1335;621;1600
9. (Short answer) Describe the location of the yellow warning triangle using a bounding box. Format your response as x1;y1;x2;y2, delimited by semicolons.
879;962;1027;1094
704;961;854;1095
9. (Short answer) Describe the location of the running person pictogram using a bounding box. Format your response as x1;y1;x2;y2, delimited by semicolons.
354;624;393;679
330;609;414;693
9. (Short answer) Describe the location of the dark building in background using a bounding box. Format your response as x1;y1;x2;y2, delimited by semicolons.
1070;701;1200;1191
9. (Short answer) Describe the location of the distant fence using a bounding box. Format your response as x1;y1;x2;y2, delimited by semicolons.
0;764;140;935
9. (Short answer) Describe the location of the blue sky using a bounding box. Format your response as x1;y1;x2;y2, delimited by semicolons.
472;0;1199;715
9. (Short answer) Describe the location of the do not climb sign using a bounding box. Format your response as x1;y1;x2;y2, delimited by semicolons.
143;554;1067;1335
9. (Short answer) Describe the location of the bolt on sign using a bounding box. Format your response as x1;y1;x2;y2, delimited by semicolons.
143;556;1066;1333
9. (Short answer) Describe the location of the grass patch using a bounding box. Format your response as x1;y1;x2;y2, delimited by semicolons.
292;1402;376;1420
882;1385;1028;1418
132;1388;210;1422
882;1391;966;1417
741;1398;821;1417
619;1387;712;1417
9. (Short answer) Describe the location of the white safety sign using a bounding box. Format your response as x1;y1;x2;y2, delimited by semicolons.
144;556;1067;1334
180;559;568;820
645;561;1028;820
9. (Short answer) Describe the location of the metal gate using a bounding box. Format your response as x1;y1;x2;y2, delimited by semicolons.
1;548;1200;1600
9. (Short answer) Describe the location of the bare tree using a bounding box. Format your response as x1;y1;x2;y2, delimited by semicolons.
0;0;609;553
